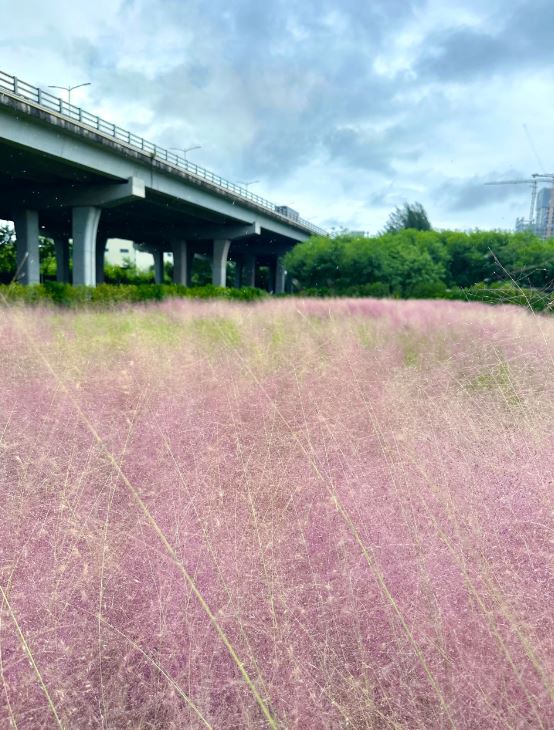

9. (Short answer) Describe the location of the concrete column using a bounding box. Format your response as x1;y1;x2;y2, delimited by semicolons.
54;237;70;283
72;206;101;287
96;238;107;284
13;210;40;285
267;261;276;293
233;257;243;288
212;239;231;287
274;256;286;294
153;249;164;284
186;248;194;286
173;240;193;286
243;253;256;288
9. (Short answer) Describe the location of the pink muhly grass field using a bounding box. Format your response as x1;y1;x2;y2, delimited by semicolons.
0;297;552;728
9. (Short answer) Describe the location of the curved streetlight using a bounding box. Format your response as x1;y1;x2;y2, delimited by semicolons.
48;82;91;106
238;180;259;190
170;145;202;161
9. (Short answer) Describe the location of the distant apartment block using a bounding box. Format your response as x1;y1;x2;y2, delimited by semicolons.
515;216;532;233
103;239;158;271
534;187;554;239
515;187;554;239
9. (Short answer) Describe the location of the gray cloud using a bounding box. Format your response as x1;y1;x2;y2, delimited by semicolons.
56;0;426;182
322;123;424;175
0;0;552;231
417;29;508;82
416;0;554;82
438;173;532;211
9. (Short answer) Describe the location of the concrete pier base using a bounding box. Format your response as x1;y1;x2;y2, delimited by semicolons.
14;209;40;285
212;239;231;287
173;240;193;286
54;237;70;283
153;249;164;284
275;256;286;294
73;206;101;287
95;238;106;284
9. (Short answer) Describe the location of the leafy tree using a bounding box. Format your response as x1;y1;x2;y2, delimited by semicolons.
0;225;16;284
384;202;431;233
341;231;445;294
40;237;57;280
104;261;155;285
191;255;213;286
284;228;554;296
284;236;344;290
0;226;59;283
285;231;445;296
439;231;491;288
496;232;554;289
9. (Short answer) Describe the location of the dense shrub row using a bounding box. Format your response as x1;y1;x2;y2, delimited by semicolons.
1;280;550;312
284;229;554;297
297;282;554;311
0;282;266;306
451;283;554;310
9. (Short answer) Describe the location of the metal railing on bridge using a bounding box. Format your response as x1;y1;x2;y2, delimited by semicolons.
0;70;327;236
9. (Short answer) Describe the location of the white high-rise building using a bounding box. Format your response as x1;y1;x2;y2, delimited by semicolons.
533;188;554;239
514;187;554;239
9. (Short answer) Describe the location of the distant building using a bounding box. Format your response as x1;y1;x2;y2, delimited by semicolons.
534;188;554;239
514;187;554;239
515;217;532;233
104;239;154;271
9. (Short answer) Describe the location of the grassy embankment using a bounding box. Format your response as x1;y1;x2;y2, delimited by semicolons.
2;280;554;313
0;298;552;728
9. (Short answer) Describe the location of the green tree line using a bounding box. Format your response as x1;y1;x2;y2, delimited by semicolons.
284;228;554;297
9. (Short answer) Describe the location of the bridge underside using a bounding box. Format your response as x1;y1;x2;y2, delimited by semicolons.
0;127;303;291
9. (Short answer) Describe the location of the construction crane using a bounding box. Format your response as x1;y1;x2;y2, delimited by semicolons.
485;173;554;236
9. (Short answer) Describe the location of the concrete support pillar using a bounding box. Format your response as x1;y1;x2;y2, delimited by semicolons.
234;257;243;288
96;238;106;284
243;253;256;288
267;260;276;293
275;256;286;294
212;239;231;287
173;240;193;286
72;206;101;287
14;210;40;285
54;237;70;283
153;249;164;284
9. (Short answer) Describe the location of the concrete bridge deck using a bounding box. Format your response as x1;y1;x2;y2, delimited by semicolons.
0;70;326;290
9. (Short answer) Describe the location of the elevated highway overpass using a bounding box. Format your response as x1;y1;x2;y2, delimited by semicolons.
0;70;326;290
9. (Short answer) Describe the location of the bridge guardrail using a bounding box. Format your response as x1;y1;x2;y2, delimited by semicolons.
0;70;327;237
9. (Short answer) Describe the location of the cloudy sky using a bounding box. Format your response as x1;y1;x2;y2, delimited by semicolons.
1;0;552;233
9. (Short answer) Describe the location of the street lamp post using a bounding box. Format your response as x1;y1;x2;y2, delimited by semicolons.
48;82;91;106
238;180;260;190
170;145;202;162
